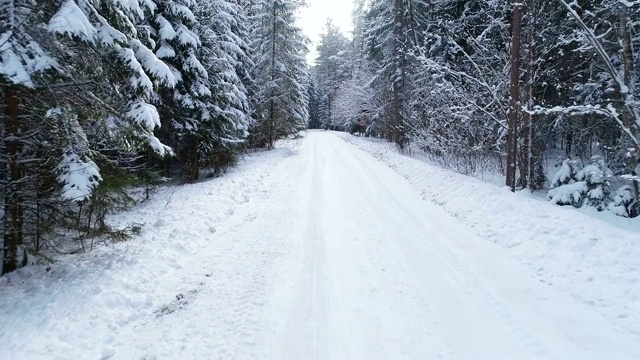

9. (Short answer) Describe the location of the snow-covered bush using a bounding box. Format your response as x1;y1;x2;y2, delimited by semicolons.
550;159;582;187
548;159;586;207
581;156;613;211
547;156;612;211
607;185;638;218
548;180;588;207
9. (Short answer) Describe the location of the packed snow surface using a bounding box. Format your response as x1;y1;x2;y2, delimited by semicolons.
1;131;639;360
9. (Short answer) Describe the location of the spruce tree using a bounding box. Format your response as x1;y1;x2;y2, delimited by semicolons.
1;0;175;273
249;0;309;149
148;0;209;182
365;0;428;148
193;0;254;175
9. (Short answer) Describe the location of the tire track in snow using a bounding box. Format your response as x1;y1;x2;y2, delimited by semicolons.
337;135;553;360
283;136;351;359
322;137;451;359
305;137;328;358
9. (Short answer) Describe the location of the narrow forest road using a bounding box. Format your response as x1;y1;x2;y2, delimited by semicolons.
108;132;638;359
2;132;638;360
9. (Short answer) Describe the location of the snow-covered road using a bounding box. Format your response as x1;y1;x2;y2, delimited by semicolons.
2;132;639;359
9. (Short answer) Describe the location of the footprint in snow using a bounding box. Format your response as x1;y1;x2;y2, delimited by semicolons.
154;288;200;318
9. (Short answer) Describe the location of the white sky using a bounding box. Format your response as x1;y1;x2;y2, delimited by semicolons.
297;0;355;66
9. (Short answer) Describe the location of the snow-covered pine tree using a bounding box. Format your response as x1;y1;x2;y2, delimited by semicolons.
365;0;428;148
148;0;210;182
53;0;179;253
45;0;177;242
249;0;309;149
308;69;330;129
582;155;613;211
332;69;375;133
307;75;323;129
608;185;639;218
550;159;583;188
547;156;613;211
547;159;586;207
49;0;176;156
192;0;254;176
314;19;351;128
1;0;63;274
581;156;613;211
1;0;175;273
329;0;378;135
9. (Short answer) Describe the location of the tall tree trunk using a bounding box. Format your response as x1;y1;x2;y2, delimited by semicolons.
506;2;523;192
392;0;406;149
180;135;199;183
3;88;23;275
619;4;640;204
520;0;541;190
269;98;275;149
620;5;634;93
268;2;277;150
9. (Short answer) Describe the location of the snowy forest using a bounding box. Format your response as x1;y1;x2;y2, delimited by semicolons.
2;0;640;276
0;0;309;274
309;0;640;217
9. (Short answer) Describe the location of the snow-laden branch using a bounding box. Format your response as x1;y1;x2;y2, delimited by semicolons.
560;0;625;93
526;103;640;145
415;57;508;130
559;0;640;147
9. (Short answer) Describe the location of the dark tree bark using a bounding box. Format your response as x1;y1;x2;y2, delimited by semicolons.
392;0;406;149
180;135;200;183
3;88;24;275
268;2;277;150
619;4;640;204
519;0;543;190
506;2;523;192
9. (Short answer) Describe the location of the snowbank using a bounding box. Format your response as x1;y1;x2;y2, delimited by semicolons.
0;140;301;360
337;133;640;338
